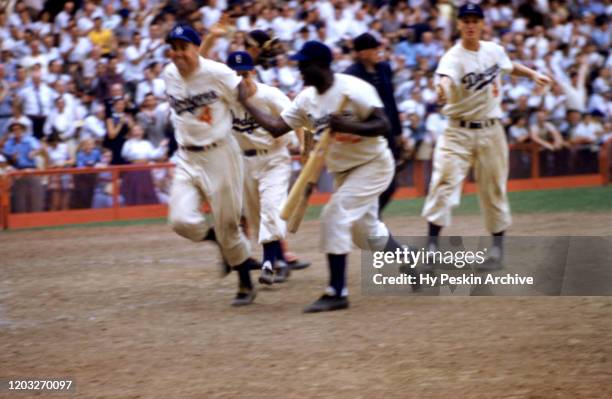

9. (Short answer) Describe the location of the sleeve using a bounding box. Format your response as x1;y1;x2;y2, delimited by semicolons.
497;44;513;74
212;61;242;102
348;79;384;120
280;93;310;131
266;86;292;116
435;53;461;84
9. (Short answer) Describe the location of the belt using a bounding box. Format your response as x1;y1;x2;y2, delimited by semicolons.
451;119;498;129
180;141;219;152
243;149;269;157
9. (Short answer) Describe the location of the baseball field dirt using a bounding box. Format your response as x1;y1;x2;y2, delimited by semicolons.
1;212;611;398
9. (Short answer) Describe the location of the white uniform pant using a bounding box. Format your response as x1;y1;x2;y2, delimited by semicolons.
421;121;512;233
243;148;291;244
321;149;394;254
168;138;250;266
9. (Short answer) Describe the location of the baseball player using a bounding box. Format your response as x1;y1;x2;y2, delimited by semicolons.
226;50;293;285
163;24;259;306
422;3;551;269
238;41;419;313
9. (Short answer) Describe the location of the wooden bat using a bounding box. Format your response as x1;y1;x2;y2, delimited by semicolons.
281;96;349;230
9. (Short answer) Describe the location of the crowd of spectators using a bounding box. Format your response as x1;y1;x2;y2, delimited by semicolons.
0;0;610;212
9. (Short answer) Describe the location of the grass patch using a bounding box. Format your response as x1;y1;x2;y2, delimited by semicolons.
3;186;610;233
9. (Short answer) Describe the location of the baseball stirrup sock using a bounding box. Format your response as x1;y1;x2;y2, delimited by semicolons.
428;222;442;248
262;241;279;266
327;254;347;297
237;263;253;290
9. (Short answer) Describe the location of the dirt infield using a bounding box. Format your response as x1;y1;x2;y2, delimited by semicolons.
1;212;611;398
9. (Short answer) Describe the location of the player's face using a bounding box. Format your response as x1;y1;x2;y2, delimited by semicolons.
169;40;199;76
298;60;324;87
458;16;484;41
358;47;382;65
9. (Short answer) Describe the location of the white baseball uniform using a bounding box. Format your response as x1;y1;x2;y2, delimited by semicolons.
230;81;293;244
163;56;251;266
281;73;394;254
422;41;513;233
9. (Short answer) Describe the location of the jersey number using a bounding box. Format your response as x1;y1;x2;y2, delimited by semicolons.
198;106;213;124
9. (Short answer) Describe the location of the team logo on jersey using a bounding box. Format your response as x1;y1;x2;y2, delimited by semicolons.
168;91;219;116
231;111;259;134
308;111;361;143
461;64;501;91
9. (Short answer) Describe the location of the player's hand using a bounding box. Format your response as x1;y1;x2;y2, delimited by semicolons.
533;72;552;88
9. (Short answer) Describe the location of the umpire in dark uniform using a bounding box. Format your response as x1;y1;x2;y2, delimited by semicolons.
344;33;402;216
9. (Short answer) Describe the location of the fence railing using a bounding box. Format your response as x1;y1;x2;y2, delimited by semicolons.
1;139;610;230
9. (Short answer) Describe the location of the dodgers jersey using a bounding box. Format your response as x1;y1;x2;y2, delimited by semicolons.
163;56;241;146
231;81;292;151
436;41;514;120
281;73;388;173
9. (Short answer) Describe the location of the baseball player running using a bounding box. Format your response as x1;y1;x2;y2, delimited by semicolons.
422;3;551;269
226;50;293;285
238;41;419;313
163;24;259;306
200;28;311;272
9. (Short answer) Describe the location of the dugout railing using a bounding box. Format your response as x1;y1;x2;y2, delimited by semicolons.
1;139;611;230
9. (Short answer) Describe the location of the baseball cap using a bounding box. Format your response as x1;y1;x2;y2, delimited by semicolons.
166;24;202;47
353;33;381;52
458;3;484;19
227;51;255;71
8;120;26;130
289;41;332;66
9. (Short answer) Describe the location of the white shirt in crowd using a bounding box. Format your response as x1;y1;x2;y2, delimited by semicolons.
121;138;166;162
281;73;388;173
163;56;241;147
82;115;107;140
124;39;151;82
44;108;77;140
46;142;71;167
200;5;222;29
135;78;166;105
436;41;514;120
19;83;55;116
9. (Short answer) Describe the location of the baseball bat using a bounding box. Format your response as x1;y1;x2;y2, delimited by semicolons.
281;96;349;224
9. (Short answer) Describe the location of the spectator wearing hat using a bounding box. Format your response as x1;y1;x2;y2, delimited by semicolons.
344;32;403;215
2;120;44;212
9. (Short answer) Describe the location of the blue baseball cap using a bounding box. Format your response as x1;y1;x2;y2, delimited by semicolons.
166;24;202;46
458;3;484;19
227;51;255;71
289;41;332;66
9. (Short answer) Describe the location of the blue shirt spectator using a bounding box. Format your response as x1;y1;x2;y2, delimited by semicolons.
3;122;40;169
395;40;418;68
76;145;102;167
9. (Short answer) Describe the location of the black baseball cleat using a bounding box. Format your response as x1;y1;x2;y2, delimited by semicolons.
259;261;275;285
303;294;349;313
231;289;256;307
273;262;291;283
287;259;311;270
